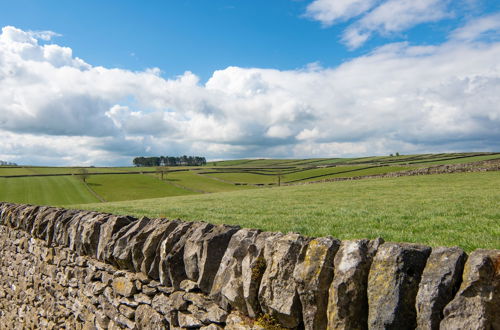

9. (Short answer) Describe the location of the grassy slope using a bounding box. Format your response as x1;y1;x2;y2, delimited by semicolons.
0;176;99;205
166;171;253;193
76;172;500;251
86;174;196;202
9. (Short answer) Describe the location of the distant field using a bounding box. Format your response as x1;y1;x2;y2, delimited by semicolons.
86;174;196;202
166;171;253;193
0;176;98;205
75;172;500;252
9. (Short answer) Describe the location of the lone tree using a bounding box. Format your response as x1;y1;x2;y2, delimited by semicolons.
77;168;90;183
156;166;169;181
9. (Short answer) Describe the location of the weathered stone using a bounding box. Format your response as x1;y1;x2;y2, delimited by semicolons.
125;217;169;274
416;246;467;330
135;304;168;329
258;232;311;328
96;215;136;262
440;249;500;329
187;224;240;294
328;238;382;330
210;228;261;313
134;293;152;305
74;213;110;258
158;221;193;287
180;279;200;292
178;312;204;328
294;236;340;330
200;324;224;330
367;242;431;330
118;304;136;319
112;217;151;270
139;219;180;279
112;276;136;298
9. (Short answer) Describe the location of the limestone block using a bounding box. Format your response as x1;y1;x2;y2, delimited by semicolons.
138;219;180;279
258;232;311;328
210;228;261;313
416;246;467;330
294;236;340;330
111;217;151;270
161;222;211;288
135;304;168;329
112;277;137;298
158;221;194;287
367;242;431;330
327;238;382;330
196;224;240;293
96;215;136;262
440;249;500;329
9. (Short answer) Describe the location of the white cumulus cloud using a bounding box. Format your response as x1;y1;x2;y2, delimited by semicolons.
0;24;499;165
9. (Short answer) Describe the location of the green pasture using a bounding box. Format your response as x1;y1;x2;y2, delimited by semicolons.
76;172;500;252
165;171;253;193
0;176;98;205
86;174;195;202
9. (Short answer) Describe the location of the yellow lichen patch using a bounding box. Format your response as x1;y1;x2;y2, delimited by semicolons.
251;257;266;282
255;313;287;330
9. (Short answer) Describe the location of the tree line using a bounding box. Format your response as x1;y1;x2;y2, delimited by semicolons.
133;156;207;167
0;160;17;166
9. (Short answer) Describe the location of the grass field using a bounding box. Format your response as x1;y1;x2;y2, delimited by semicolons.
75;172;500;252
165;171;253;193
86;174;196;202
0;176;99;205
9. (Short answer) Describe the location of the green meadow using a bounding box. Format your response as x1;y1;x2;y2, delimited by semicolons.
76;172;500;252
1;152;499;251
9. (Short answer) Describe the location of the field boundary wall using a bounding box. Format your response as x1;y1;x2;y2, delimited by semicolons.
0;202;499;329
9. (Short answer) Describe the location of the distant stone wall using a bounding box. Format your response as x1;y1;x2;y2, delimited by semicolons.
0;202;499;329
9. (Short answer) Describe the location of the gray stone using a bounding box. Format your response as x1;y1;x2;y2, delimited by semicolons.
139;219;180;279
96;215;136;262
367;242;431;330
416;246;467;330
258;232;310;328
112;276;137;298
441;249;500;329
112;217;151;270
210;228;261;314
158;221;193;287
294;236;340;330
327;238;382;330
178;312;204;328
135;304;168;329
118;304;136;319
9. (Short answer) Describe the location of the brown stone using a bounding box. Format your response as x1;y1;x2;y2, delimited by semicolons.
328;238;382;330
416;246;467;330
294;236;340;330
367;242;431;330
441;249;500;329
258;232;310;328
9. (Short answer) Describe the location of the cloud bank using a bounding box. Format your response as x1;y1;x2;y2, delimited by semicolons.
0;23;499;165
306;0;453;48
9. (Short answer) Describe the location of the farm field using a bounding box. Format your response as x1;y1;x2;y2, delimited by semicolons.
86;174;196;202
0;176;99;205
75;171;500;252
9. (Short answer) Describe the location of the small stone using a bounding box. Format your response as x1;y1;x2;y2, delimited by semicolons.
416;246;466;330
178;312;204;328
441;249;500;329
112;276;137;297
367;242;431;329
180;279;200;292
119;304;136;319
135;304;168;329
134;293;152;305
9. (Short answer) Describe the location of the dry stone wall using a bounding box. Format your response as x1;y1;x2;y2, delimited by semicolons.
0;202;499;329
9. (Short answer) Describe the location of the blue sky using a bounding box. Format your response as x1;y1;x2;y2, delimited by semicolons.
0;0;499;165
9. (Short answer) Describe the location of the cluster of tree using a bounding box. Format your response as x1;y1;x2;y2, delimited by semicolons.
0;160;17;166
133;156;207;167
